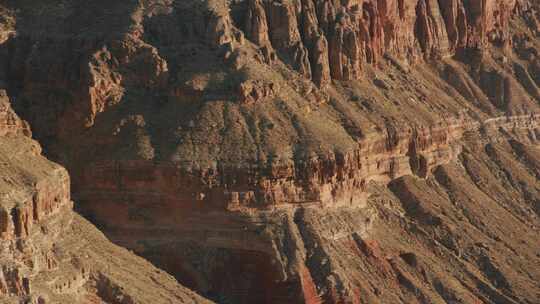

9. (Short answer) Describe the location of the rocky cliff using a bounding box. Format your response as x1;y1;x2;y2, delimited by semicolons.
240;0;528;84
0;0;539;303
0;91;211;303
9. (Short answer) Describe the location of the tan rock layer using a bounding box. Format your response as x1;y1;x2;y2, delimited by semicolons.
0;90;30;137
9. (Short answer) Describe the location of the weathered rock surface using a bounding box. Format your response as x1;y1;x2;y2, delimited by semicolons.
239;0;527;83
74;114;540;303
0;91;211;303
0;0;539;303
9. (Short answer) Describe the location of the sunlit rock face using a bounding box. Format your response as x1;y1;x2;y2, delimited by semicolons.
241;0;523;84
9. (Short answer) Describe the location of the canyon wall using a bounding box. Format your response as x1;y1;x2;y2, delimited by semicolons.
0;1;538;303
0;91;211;303
240;0;526;85
1;0;538;147
74;113;539;303
76;114;538;213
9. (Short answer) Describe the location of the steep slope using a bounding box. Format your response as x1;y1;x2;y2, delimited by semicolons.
0;91;212;303
0;0;538;303
294;124;540;304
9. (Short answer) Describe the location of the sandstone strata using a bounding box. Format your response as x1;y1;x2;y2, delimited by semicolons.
240;0;526;84
0;0;539;303
77;114;538;213
0;91;211;303
72;113;539;303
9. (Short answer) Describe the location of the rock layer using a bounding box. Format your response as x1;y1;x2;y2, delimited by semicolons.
0;1;539;303
74;114;539;303
240;0;524;84
0;91;211;303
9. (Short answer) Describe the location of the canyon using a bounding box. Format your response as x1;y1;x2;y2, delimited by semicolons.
0;91;211;302
0;0;539;303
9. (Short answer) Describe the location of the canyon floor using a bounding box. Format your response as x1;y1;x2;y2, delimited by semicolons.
0;0;539;303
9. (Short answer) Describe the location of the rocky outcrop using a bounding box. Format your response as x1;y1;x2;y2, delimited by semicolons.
237;79;278;103
241;0;527;84
0;91;211;303
0;90;30;137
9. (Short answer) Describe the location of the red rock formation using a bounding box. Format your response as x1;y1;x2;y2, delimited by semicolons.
0;90;211;303
1;1;539;303
75;114;540;215
241;0;527;84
